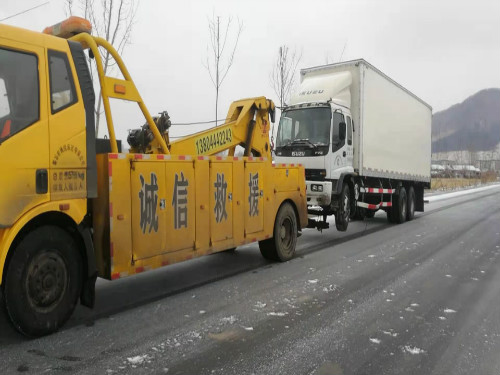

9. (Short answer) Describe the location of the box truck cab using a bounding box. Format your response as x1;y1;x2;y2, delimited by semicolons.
275;59;432;232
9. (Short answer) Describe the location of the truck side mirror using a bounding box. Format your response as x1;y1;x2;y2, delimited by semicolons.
339;122;346;141
270;107;276;123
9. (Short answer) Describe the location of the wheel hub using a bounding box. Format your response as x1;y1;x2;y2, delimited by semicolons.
26;251;67;312
343;194;350;220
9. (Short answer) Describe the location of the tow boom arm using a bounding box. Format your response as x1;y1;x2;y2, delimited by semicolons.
169;97;275;158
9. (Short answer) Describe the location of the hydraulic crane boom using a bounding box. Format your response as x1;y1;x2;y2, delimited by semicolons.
169;97;275;158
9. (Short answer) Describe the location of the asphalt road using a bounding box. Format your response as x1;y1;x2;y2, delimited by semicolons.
1;185;500;375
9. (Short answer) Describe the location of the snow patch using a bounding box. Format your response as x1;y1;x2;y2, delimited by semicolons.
405;307;415;312
402;345;426;355
221;316;237;324
438;316;446;320
322;284;338;293
199;310;206;314
426;184;500;202
410;303;419;307
188;331;202;339
254;302;267;309
127;355;149;365
369;338;381;344
267;312;288;317
308;279;319;284
242;326;254;331
445;274;452;278
444;308;456;314
382;330;398;337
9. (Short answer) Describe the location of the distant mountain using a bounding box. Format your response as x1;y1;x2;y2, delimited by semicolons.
432;88;500;153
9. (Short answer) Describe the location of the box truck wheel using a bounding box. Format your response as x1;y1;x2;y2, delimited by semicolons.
386;208;395;223
406;186;415;221
259;202;297;262
335;183;350;231
3;226;82;337
392;187;407;224
351;207;366;221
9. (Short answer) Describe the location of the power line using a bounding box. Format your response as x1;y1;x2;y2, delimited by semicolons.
170;117;230;126
0;1;50;22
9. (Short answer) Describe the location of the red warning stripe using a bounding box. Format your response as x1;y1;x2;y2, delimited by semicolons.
134;154;143;160
108;153;118;159
362;187;396;194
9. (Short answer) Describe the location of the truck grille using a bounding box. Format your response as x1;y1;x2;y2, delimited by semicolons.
305;169;326;181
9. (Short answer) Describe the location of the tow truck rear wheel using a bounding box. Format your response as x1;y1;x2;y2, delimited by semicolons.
335;183;350;231
3;226;82;337
259;202;297;262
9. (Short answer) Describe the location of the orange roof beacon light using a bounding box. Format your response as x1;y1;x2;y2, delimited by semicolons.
42;16;92;39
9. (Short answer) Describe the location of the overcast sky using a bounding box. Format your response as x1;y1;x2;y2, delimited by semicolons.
1;0;499;142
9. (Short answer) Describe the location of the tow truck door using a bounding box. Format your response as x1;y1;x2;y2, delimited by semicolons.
0;41;49;227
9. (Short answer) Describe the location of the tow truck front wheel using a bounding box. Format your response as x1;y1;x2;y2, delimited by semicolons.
259;203;297;262
3;226;82;337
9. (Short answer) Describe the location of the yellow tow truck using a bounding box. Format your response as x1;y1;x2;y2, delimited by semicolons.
0;17;307;336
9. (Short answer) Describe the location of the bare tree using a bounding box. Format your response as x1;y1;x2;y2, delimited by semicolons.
66;0;137;136
204;14;243;125
269;45;302;110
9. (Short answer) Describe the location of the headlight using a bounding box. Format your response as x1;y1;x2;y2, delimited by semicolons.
311;184;323;192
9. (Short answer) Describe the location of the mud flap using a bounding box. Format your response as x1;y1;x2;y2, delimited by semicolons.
77;222;97;308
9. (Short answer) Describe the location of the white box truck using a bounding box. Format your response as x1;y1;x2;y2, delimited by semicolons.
274;59;432;231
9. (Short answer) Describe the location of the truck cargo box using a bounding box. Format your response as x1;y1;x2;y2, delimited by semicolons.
299;59;432;182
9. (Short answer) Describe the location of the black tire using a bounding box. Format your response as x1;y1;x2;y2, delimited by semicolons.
222;247;237;252
259;203;298;262
3;226;82;337
406;186;415;221
385;207;395;223
365;209;376;219
386;208;395;223
335;183;350;231
351;206;366;221
392;187;407;224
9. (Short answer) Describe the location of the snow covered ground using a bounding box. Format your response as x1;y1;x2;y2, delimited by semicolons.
426;183;500;202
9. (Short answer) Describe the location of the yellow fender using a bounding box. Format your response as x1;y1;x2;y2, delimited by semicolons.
0;199;86;284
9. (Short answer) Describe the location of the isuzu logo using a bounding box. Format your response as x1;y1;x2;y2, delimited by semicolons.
292;151;306;156
298;89;324;96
